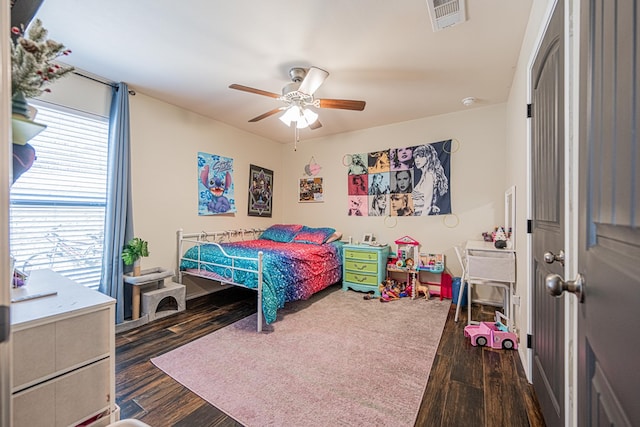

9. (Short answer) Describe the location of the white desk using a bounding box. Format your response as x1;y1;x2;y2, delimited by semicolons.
463;240;516;328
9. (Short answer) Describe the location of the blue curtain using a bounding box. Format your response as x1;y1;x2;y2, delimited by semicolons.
100;82;133;324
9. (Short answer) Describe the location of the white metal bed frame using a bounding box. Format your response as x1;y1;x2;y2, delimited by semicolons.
176;228;266;331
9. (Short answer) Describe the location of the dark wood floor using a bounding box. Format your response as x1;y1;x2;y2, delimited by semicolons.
115;285;546;426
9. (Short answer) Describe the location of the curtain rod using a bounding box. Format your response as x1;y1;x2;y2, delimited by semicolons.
72;71;136;95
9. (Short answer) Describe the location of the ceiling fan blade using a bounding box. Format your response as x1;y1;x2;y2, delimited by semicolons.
229;84;281;99
298;67;329;95
248;107;286;122
317;98;366;111
309;120;323;130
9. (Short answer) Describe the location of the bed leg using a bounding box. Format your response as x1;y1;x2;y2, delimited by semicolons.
257;251;263;333
257;285;262;332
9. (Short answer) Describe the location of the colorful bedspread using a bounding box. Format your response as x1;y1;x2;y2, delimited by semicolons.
180;240;343;324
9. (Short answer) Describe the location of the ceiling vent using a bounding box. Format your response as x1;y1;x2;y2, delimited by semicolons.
426;0;467;32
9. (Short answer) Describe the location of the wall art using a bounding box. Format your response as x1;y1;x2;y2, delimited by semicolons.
248;164;273;217
198;152;236;215
299;177;324;203
346;139;452;217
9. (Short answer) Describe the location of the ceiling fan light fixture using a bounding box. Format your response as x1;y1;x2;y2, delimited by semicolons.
279;106;318;129
302;108;318;125
279;106;301;127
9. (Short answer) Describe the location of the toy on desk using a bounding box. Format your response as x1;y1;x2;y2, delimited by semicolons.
418;253;445;273
464;311;518;350
483;226;512;243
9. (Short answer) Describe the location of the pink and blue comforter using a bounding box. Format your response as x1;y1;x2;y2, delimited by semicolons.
180;239;343;324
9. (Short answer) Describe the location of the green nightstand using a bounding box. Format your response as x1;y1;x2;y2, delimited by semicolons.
342;244;390;297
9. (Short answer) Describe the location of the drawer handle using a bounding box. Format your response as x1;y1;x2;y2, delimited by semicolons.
355;275;368;283
354;263;367;270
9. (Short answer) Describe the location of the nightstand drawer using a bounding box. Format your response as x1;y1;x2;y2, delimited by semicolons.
344;249;379;262
344;271;378;286
344;259;378;273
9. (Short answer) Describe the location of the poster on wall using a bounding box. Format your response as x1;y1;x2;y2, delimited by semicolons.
347;139;452;217
248;164;273;217
198;152;236;215
299;177;324;202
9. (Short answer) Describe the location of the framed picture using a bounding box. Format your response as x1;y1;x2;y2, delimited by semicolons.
362;233;373;244
248;164;273;217
299;177;324;203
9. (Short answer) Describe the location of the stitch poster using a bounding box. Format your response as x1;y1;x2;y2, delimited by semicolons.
198;152;236;215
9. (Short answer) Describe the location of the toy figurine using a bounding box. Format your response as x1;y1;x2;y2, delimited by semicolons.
379;279;400;302
414;282;430;300
405;257;414;269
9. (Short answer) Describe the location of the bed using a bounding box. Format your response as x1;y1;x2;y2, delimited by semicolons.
177;224;344;331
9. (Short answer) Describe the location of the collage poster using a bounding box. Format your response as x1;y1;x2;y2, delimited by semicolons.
198;152;236;215
347;139;452;217
299;177;324;202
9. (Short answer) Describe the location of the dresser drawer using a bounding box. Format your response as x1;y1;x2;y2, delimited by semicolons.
13;358;111;427
13;307;111;391
344;259;378;274
344;271;378;286
344;249;379;262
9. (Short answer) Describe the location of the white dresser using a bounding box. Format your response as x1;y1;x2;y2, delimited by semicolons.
10;269;117;427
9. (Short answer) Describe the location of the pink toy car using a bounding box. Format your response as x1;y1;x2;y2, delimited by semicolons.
464;312;518;350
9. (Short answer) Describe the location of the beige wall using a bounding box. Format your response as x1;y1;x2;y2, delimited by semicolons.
127;93;285;273
279;104;509;278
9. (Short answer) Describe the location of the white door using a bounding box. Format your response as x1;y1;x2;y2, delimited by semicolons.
576;0;639;424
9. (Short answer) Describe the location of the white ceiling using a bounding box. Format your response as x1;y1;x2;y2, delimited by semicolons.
34;0;533;143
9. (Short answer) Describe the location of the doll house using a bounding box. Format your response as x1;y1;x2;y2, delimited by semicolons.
393;235;420;269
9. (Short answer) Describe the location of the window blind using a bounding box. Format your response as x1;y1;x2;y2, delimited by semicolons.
10;104;109;288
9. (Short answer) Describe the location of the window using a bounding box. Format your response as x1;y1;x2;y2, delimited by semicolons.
10;103;109;289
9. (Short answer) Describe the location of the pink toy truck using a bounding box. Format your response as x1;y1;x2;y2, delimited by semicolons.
464;312;518;350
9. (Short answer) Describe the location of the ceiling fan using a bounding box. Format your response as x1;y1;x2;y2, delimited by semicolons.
229;66;366;130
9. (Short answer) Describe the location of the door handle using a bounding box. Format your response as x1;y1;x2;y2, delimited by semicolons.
545;273;585;303
543;250;565;266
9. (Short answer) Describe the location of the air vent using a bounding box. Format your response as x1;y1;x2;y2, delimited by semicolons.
426;0;467;32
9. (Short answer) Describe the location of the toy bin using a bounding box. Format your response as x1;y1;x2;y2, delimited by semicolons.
452;277;467;306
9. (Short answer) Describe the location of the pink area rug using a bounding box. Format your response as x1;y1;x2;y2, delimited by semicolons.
151;286;450;427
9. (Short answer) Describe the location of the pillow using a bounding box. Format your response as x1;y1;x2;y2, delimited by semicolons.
325;231;343;243
259;224;303;243
292;226;336;245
